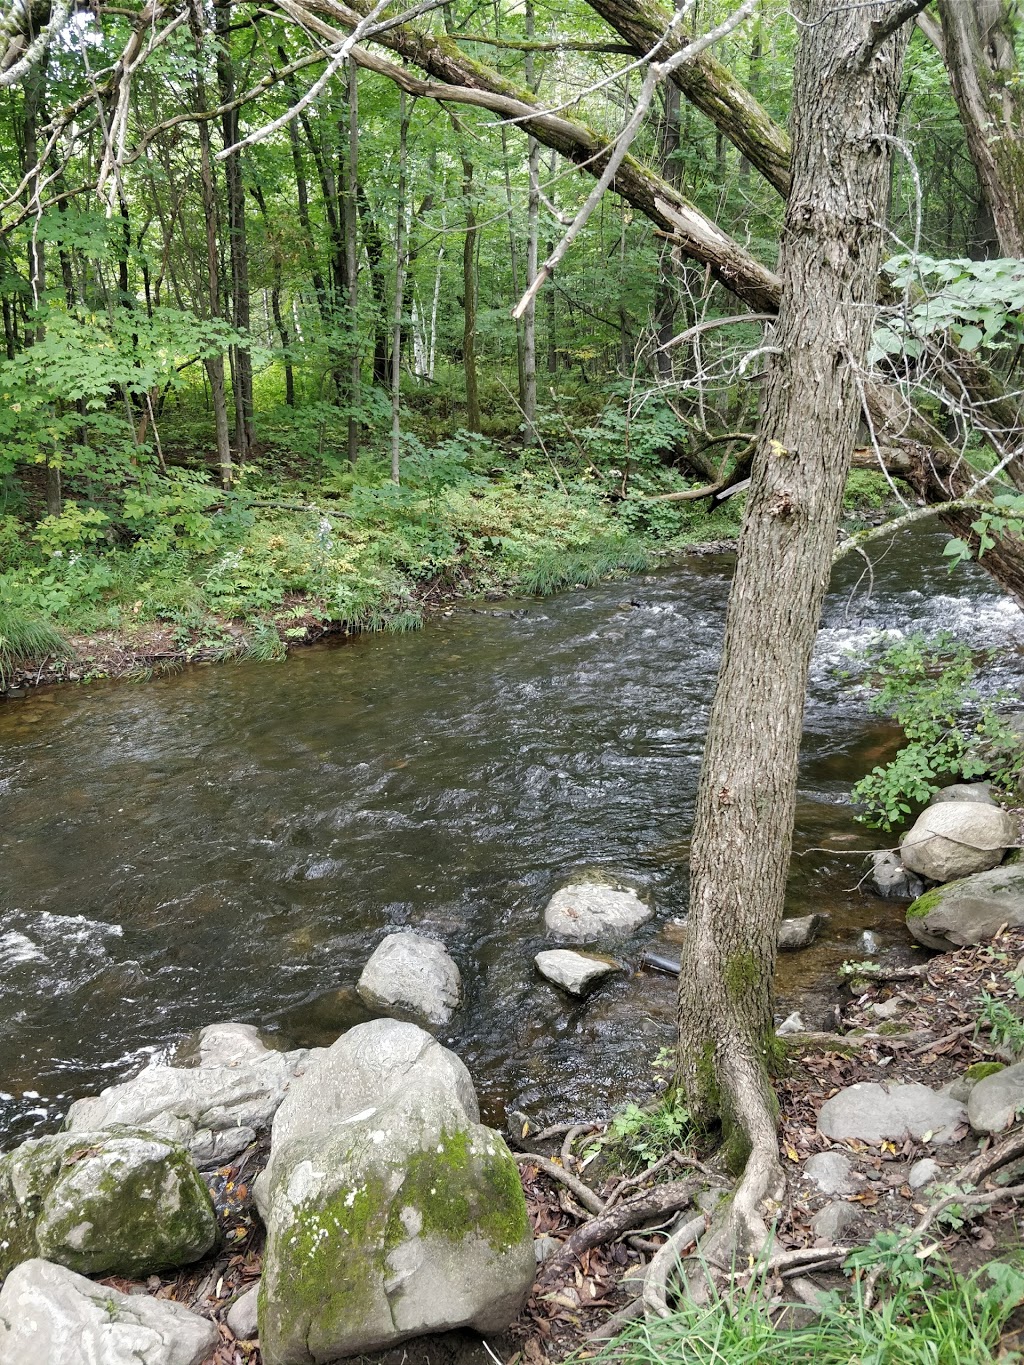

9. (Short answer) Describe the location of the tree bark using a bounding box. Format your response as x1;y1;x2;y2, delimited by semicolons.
346;57;360;463
934;0;1024;257
216;0;253;463
676;0;911;1261
390;90;410;484
459;149;480;432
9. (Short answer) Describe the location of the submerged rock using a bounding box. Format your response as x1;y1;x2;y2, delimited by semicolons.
899;803;1016;883
356;931;462;1027
906;865;1024;950
534;949;620;997
817;1081;967;1146
0;1129;216;1281
777;913;825;951
870;851;924;902
0;1258;217;1365
543;879;652;942
256;1018;534;1364
65;1022;319;1166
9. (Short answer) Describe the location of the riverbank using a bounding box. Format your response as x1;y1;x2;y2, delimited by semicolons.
0;454;897;697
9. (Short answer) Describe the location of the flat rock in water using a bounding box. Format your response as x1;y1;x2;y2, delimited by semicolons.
0;1258;217;1365
0;1129;216;1281
544;882;652;941
817;1081;967;1146
534;949;620;996
356;930;462;1026
906;865;1024;950
777;913;825;951
929;782;997;807
967;1062;1024;1135
899;803;1016;883
65;1023;319;1167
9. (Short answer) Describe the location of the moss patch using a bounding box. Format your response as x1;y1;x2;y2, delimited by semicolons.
907;884;951;920
965;1062;1005;1082
724;951;759;1004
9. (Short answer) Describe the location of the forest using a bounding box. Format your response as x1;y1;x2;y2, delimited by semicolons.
3;0;1024;1363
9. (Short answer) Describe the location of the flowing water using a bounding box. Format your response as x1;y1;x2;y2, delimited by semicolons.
1;529;1022;1148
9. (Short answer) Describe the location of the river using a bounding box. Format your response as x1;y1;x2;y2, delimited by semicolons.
1;529;1021;1148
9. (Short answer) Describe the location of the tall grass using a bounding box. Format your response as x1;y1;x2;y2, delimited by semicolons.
0;604;68;689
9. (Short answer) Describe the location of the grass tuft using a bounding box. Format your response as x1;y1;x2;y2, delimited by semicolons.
0;604;69;689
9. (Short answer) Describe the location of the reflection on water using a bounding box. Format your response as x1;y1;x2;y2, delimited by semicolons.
0;531;1022;1144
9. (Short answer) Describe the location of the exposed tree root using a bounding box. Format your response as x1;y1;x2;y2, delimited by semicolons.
514;1152;604;1214
641;1212;709;1318
538;1180;699;1289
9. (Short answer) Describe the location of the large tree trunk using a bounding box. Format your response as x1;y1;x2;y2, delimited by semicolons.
675;0;911;1263
934;0;1024;257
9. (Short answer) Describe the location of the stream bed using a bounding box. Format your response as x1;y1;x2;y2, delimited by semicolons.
1;529;1022;1148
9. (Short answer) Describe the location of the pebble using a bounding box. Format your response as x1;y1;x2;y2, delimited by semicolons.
908;1158;941;1191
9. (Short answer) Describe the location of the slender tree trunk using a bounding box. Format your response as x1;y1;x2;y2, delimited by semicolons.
216;0;253;462
675;0;911;1260
934;0;1024;258
189;0;232;488
390;91;410;484
522;0;540;441
346;58;361;464
460;151;480;432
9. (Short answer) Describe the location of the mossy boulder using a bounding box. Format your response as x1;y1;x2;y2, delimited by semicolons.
0;1129;216;1281
906;865;1024;950
255;1019;534;1364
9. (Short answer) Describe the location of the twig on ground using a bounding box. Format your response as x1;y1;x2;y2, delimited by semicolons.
515;1152;603;1215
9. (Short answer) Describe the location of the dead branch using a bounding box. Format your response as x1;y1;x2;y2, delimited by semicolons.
514;1152;603;1215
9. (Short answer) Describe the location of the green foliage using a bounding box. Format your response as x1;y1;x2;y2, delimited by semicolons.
601;1246;1024;1365
0;600;68;688
941;493;1024;571
873;255;1024;362
977;960;1024;1057
843;632;1022;828
590;1095;693;1174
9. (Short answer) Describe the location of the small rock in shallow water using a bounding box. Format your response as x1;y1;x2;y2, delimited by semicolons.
356;930;462;1026
777;914;825;951
534;949;620;997
544;880;652;941
860;930;881;955
871;851;924;902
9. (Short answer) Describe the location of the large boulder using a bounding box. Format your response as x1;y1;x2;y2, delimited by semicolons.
65;1022;320;1166
0;1130;216;1281
255;1019;535;1364
534;950;620;997
817;1081;967;1146
356;932;462;1027
929;782;997;807
0;1258;217;1365
899;803;1016;883
544;880;652;941
906;865;1024;950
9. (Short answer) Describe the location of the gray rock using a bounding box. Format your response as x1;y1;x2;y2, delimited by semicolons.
777;1012;805;1036
968;1062;1024;1135
356;931;462;1027
871;851;924;902
817;1081;967;1146
871;996;903;1021
777;914;825;951
544;881;652;941
65;1025;320;1166
0;1130;216;1281
929;782;997;807
906;865;1024;950
226;1284;260;1341
256;1019;535;1363
899;803;1016;883
534;949;620;997
860;930;881;955
908;1158;942;1191
0;1258;217;1365
533;1235;561;1264
803;1152;858;1196
810;1201;862;1244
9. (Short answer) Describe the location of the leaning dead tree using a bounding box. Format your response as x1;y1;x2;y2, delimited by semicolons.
675;0;914;1272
